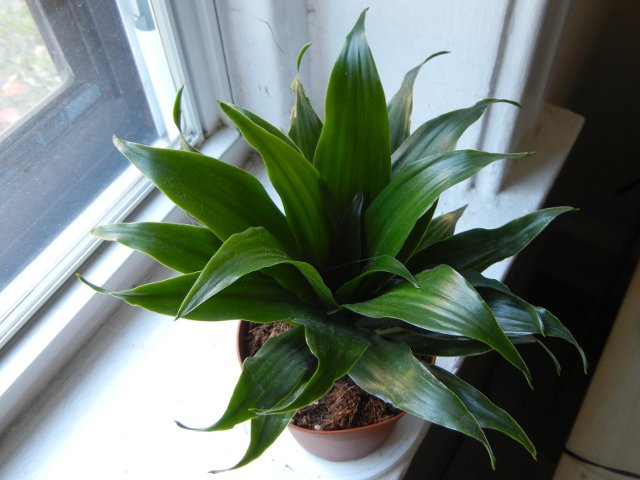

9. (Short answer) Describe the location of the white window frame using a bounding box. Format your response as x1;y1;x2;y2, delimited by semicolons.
0;0;245;431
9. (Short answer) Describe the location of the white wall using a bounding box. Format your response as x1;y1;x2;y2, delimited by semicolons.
216;0;309;128
216;0;571;190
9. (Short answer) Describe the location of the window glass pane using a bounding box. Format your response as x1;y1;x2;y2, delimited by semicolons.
0;0;67;136
0;1;177;336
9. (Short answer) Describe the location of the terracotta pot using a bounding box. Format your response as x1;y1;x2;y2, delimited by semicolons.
236;321;404;461
287;410;404;461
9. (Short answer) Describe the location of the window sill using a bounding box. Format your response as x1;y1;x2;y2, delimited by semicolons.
0;295;460;479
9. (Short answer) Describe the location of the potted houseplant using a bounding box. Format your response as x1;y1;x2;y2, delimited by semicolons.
80;9;586;472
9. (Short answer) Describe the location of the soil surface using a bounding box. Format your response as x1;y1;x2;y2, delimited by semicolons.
243;322;401;431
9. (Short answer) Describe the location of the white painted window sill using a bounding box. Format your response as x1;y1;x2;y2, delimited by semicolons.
0;105;583;479
0;297;459;479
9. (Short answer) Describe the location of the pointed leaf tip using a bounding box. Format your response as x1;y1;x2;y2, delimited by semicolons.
77;275;111;296
482;98;521;109
173;85;185;128
350;8;369;36
387;51;450;152
424;50;450;63
296;43;312;71
76;273;90;287
112;135;124;149
359;7;370;20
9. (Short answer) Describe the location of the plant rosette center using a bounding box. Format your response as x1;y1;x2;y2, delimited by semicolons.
239;321;401;431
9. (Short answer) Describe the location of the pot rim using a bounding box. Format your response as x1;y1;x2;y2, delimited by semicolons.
287;410;405;435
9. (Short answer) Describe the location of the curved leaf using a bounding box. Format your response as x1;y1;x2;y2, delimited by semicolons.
392;98;519;174
232;104;300;153
427;364;536;459
481;288;544;335
92;222;220;273
211;412;295;473
366;150;529;258
335;255;419;302
178;327;314;432
114;139;293;248
535;338;562;375
261;264;320;306
536;307;587;374
349;336;495;467
388;51;449;152
410;207;574;272
462;270;511;293
78;272;306;323
378;327;538;357
313;9;390;214
416;204;467;252
380;328;492;357
396;200;438;263
258;312;370;414
345;265;532;386
220;103;336;265
288;43;323;161
465;271;586;373
178;227;336;318
172;85;200;153
172;85;183;130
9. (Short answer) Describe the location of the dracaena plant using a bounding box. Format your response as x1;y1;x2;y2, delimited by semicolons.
80;10;585;472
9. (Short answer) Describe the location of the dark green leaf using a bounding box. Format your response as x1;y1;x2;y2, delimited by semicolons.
349;336;495;467
92;222;220;273
220;103;336;265
416;204;467;252
211;412;295;473
78;272;305;323
427;364;536;459
392;99;519;174
534;338;562;375
481;288;544;335
258;312;370;414
537;307;587;374
462;270;511;293
377;325;538;357
396;200;438;263
335;255;419;302
464;271;586;373
326;192;365;287
379;328;492;357
288;43;323;161
114;139;294;248
345;265;532;386
178;227;336;318
178;327;315;431
313;9;390;214
366;150;529;258
410;207;574;272
261;264;320;305
388;51;448;152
